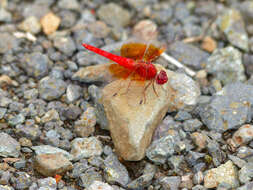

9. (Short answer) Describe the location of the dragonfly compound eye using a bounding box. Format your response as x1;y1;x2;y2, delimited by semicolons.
156;70;168;85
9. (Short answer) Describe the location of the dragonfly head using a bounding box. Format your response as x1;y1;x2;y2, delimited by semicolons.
156;70;168;85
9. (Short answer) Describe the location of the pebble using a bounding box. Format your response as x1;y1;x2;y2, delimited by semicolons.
183;119;202;132
228;155;246;169
59;10;77;29
175;111;192;121
237;181;253;190
206;46;246;85
87;181;114;190
193;171;204;185
204;160;239;188
88;21;111;38
18;16;41;34
62;106;81;121
0;171;11;185
97;3;131;28
41;109;60;123
0;8;11;22
53;36;76;57
146;134;179;164
127;163;156;189
12;172;32;190
158;176;181;190
217;9;249;51
0;132;20;158
40;12;61;35
191;132;207;151
66;84;81;103
39;76;67;101
8;113;25;126
103;154;130;187
23;52;49;79
31;145;73;160
0;107;6;119
232;124;253;146
74;107;96;137
79;169;102;188
200;82;253;132
0;33;19;54
37;177;56;189
207;140;226;167
23;89;39;100
71;137;103;161
0;185;14;190
16;122;41;141
239;162;253;184
168;41;209;70
132;20;157;41
58;0;79;10
33;153;73;176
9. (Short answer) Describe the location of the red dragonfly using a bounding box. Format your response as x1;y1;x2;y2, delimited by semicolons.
82;42;168;104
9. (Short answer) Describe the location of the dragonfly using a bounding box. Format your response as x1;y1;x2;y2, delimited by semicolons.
82;42;168;104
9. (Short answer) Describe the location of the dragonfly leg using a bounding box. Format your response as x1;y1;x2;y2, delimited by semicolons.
152;79;159;97
140;80;153;104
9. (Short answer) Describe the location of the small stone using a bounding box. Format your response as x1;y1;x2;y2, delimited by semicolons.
0;33;19;54
79;169;102;188
0;133;20;158
183;119;202;132
200;82;253;132
37;177;57;189
66;84;81;103
204;161;239;188
53;36;76;56
237;146;253;159
201;36;217;53
58;0;79;10
207;140;226;167
168;41;209;70
0;171;11;185
62;106;81;120
0;108;6;119
133;20;157;41
159;176;181;190
168;155;188;175
217;182;232;190
180;173;194;189
87;181;114;190
0;185;14;190
13;160;26;169
217;9;249;51
23;89;39;100
127;163;156;189
74;107;96;137
206;46;246;85
146;134;179;164
232;124;253;146
228;155;247;168
71;137;103;161
175;111;192;121
103;154;130;186
12;172;32;190
16;123;41;141
34;153;73;176
97;3;131;28
0;8;11;22
31;145;73;160
41;109;60;123
23;52;49;79
88;21;111;38
237;181;253;190
39;76;67;101
191;132;207;151
193;171;204;185
239;162;253;184
40;12;61;35
18;16;41;34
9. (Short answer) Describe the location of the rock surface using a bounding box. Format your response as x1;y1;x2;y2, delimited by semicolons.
204;160;239;188
101;64;200;160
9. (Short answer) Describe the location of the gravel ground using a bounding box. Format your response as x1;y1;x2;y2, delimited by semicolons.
1;0;253;189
